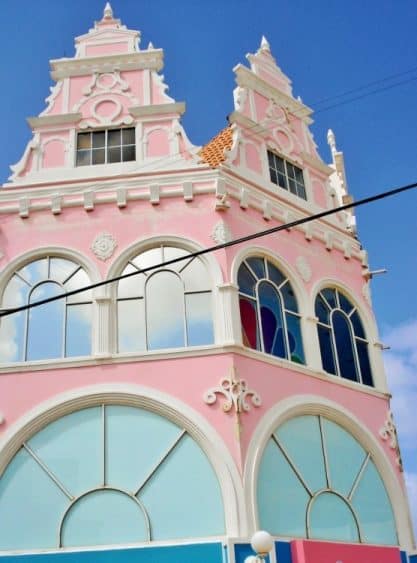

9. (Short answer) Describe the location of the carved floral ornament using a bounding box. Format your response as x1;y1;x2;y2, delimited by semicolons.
91;232;117;261
203;368;261;414
295;256;312;282
211;221;232;245
379;410;403;471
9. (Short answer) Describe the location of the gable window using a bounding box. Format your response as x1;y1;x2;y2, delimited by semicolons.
76;128;136;166
315;288;373;386
267;150;306;200
238;256;304;364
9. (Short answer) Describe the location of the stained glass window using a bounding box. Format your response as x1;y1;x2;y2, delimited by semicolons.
238;256;304;364
257;415;397;545
117;246;214;352
0;257;92;362
0;405;225;551
315;288;373;386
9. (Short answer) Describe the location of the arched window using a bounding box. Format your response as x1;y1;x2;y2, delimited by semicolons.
315;288;373;386
238;256;304;363
0;257;92;362
0;404;225;550
117;245;214;352
257;415;397;545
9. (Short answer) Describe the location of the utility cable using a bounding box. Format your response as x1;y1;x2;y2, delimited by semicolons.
1;180;416;319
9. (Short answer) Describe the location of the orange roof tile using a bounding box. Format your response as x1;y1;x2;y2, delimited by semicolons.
199;125;233;168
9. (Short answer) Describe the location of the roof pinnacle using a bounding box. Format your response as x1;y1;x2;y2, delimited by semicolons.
327;129;337;154
260;35;270;51
103;2;114;19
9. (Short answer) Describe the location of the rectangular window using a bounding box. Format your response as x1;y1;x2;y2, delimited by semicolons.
267;150;306;200
76;128;136;166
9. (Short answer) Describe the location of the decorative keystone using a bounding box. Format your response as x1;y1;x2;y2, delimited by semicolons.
204;368;261;414
379;410;403;471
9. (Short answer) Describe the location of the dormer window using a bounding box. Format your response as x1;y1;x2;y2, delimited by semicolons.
267;150;306;200
76;128;136;166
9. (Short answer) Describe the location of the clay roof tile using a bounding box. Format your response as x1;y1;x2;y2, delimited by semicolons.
199;125;233;168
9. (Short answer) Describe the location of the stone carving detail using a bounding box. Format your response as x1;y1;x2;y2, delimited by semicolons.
204;369;261;414
211;221;232;245
379;410;403;471
295;256;312;282
362;282;372;306
91;232;117;261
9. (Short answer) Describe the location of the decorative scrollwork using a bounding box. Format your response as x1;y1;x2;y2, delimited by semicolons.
379;410;403;471
204;369;261;414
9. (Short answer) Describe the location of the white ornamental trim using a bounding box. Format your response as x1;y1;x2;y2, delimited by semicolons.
91;232;117;261
203;369;261;414
295;256;312;282
362;282;372;306
211;221;232;245
379;410;403;471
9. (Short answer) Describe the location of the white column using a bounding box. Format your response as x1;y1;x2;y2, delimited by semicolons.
92;287;113;358
215;283;242;346
303;315;323;372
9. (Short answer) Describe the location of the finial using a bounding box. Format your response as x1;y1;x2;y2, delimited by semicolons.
260;36;270;51
147;41;154;50
103;2;114;19
327;129;337;154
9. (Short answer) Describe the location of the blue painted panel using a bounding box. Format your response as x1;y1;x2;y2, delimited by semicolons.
0;543;223;563
275;541;292;563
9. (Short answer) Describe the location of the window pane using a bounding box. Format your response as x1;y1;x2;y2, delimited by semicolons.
280;280;298;312
146;271;185;349
267;151;274;166
239;296;259;350
108;146;121;163
49;258;78;284
77;133;91;150
267;261;286;288
275;416;326;493
185;292;214;346
118;264;145;298
275;156;285;173
76;150;90;166
0;313;25;362
269;169;278;185
288;178;297;195
257;439;309;537
321;288;337;309
122;145;135;162
258;281;285;357
61;489;148;547
108;129;121;146
309;492;359;542
162;246;190;269
357;340;373;386
286;313;305;364
181;257;211;292
132;247;162;272
66;304;92;357
238;263;257;297
246;256;265;279
339;292;354;315
278;172;288;189
118;299;146;353
318;325;336;374
92;131;105;148
92;148;105;165
2;274;30;307
350;309;366;338
315;295;330;324
122;128;136;145
332;310;358;381
27;282;64;360
297;182;307;200
19;258;48;285
65;268;92;303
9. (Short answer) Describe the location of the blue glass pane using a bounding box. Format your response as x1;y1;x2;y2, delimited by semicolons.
309;492;359;541
238;263;257;297
339;293;354;315
350;310;366;338
27;282;64;360
106;406;182;492
246;257;266;279
321;418;366;496
185;293;214;346
146;271;185;350
0;448;68;550
258;281;285;357
0;312;25;362
66;304;92;357
257;439;309;537
61;490;149;547
351;460;397;545
332;310;358;381
49;258;78;284
315;295;329;324
280;281;298;312
2;274;30;307
286;313;305;364
318;325;336;374
275;416;326;493
357;340;374;386
28;407;102;497
266;261;286;288
321;288;337;309
140;434;224;539
65;269;92;303
19;259;48;285
118;299;146;352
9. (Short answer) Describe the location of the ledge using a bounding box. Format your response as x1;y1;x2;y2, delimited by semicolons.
27;113;82;129
129;102;186;118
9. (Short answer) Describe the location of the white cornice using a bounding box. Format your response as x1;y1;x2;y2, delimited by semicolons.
129;102;186;117
228;112;270;138
50;50;164;80
233;64;313;124
27;113;82;129
300;151;333;177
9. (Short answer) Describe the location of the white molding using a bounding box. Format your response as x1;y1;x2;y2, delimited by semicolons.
129;103;186;118
243;394;414;550
0;384;246;537
27;113;81;129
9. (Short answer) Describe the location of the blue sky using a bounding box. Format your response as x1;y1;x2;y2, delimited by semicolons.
0;0;417;532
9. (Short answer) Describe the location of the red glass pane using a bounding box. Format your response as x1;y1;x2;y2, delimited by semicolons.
239;298;257;349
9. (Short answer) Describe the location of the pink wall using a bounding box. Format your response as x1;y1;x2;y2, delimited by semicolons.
291;539;402;563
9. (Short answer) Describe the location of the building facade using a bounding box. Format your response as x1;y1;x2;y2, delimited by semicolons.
0;4;415;563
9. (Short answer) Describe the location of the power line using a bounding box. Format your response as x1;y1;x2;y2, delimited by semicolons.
1;180;416;319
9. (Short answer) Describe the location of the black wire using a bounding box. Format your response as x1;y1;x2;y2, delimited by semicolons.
1;180;416;319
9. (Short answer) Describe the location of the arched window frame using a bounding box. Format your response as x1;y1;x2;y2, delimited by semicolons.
315;287;373;386
0;254;94;362
237;255;305;364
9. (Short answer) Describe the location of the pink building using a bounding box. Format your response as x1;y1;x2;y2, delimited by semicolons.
0;4;414;563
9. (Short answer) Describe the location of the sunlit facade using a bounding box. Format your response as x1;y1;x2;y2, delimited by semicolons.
0;4;415;563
